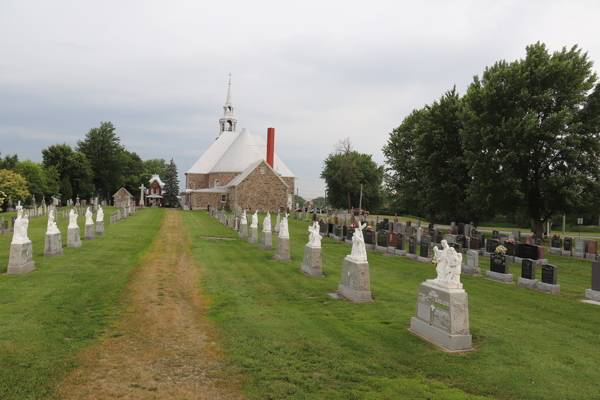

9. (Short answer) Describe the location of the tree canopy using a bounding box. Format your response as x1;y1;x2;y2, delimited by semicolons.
461;42;600;236
163;159;180;206
321;139;384;213
0;170;29;210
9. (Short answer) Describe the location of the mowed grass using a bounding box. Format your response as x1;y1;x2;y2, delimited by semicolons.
184;210;600;400
0;207;164;399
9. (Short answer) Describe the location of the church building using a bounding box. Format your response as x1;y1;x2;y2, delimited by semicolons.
184;78;296;212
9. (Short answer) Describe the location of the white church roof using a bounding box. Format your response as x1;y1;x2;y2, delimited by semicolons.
186;128;295;178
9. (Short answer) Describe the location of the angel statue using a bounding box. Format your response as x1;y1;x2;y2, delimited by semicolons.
251;210;258;228
429;239;463;289
307;221;322;248
97;206;104;222
263;212;271;232
279;213;290;239
68;209;78;229
85;207;93;225
241;209;247;224
47;210;59;234
349;223;368;262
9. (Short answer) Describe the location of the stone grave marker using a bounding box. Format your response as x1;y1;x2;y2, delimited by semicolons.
517;244;539;261
551;236;561;249
492;230;500;239
395;233;405;255
487;253;512;283
512;230;521;242
376;230;387;251
458;223;464;235
387;232;397;254
469;237;480;250
539;264;560;293
574;238;588;258
563;237;572;256
419;235;430;260
448;242;462;253
463;250;480;276
364;230;373;246
584;262;600;301
587;240;597;260
486;239;500;254
408;236;417;259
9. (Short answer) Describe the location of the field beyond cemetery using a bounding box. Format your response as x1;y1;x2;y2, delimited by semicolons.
0;209;599;399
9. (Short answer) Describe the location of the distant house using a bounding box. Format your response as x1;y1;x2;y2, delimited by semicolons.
146;174;165;207
113;187;134;207
184;78;296;212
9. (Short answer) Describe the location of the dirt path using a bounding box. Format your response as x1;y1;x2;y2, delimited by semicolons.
53;210;246;399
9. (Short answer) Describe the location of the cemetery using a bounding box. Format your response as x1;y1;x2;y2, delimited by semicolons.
1;195;600;399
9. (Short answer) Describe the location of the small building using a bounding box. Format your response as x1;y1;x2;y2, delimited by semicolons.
146;174;166;207
113;187;134;207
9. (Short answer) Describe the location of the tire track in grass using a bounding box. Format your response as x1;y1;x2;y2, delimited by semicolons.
53;210;246;400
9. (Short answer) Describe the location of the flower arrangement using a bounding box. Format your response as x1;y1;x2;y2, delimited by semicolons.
495;245;507;255
507;238;515;243
553;233;561;238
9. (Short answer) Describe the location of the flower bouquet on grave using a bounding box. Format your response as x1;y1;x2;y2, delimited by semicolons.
552;233;560;238
495;245;507;255
506;238;515;243
367;226;373;231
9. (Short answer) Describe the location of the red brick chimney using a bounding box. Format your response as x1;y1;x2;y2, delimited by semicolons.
267;127;275;169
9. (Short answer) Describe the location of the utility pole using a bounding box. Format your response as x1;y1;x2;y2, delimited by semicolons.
562;214;566;235
359;183;363;211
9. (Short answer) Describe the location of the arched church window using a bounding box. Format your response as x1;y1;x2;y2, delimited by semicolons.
215;179;220;187
226;120;232;131
228;106;232;113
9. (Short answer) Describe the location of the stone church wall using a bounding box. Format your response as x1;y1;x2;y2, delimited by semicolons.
231;161;288;213
113;188;134;207
190;192;228;210
209;172;239;187
187;173;210;190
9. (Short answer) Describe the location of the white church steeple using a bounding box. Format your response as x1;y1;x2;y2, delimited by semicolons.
219;73;237;135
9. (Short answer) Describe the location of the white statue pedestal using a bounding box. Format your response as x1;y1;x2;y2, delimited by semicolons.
409;281;473;352
260;231;272;250
96;220;104;236
276;236;290;261
300;244;323;277
337;256;372;302
7;240;36;275
239;222;248;238
248;227;258;244
68;227;82;248
84;223;96;240
44;232;64;257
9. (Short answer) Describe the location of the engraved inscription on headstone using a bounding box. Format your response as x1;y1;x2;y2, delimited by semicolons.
490;254;508;274
541;264;558;285
521;259;535;280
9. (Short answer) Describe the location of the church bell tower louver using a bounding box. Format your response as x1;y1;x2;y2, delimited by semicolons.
219;73;237;135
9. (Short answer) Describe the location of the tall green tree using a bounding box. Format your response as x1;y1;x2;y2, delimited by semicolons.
461;43;600;238
321;139;384;213
163;159;180;206
42;144;95;203
143;158;168;180
384;88;474;224
76;121;125;198
15;160;61;203
0;170;29;210
0;153;19;171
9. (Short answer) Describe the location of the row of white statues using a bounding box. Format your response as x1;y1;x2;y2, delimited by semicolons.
239;210;289;239
11;205;104;244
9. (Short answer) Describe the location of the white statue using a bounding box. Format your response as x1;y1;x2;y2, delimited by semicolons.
349;223;367;262
251;210;258;228
97;206;104;222
46;210;59;234
279;213;290;239
85;207;93;225
11;207;29;244
68;209;78;229
429;240;463;289
263;212;271;232
307;221;322;248
241;209;247;224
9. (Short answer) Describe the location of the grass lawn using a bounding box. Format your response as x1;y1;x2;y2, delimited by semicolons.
0;207;164;399
184;210;600;400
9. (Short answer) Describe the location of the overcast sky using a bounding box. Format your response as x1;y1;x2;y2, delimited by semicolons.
1;1;598;201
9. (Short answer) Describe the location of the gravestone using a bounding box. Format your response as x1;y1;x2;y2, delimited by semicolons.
387;232;397;254
435;231;442;244
584;262;600;301
586;241;597;260
334;225;343;240
248;226;258;244
487;254;513;283
538;264;560;294
469;238;479;250
563;237;572;257
486;239;500;254
376;230;387;251
448;242;462;253
276;234;291;261
346;227;353;242
408;237;417;260
68;226;82;248
419;236;430;258
517;244;539;260
551;236;561;248
444;234;457;243
300;242;322;277
395;233;405;255
338;254;372;303
574;238;588;258
492;230;500;240
518;259;538;289
463;250;480;276
364;230;374;248
84;222;96;241
512;230;521;242
342;225;348;238
44;228;63;258
260;229;272;251
458;223;464;235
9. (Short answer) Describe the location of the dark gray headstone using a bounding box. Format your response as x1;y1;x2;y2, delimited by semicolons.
408;237;416;254
435;231;442;244
512;230;521;242
420;236;430;257
564;237;572;251
517;244;539;260
346;227;353;241
486;239;500;253
492;230;500;239
541;264;558;285
328;223;334;234
521;259;535;280
448;242;462;253
592;262;600;291
377;231;387;247
458;223;464;235
490;254;508;274
551;236;561;249
342;225;348;237
396;234;404;250
364;230;373;245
